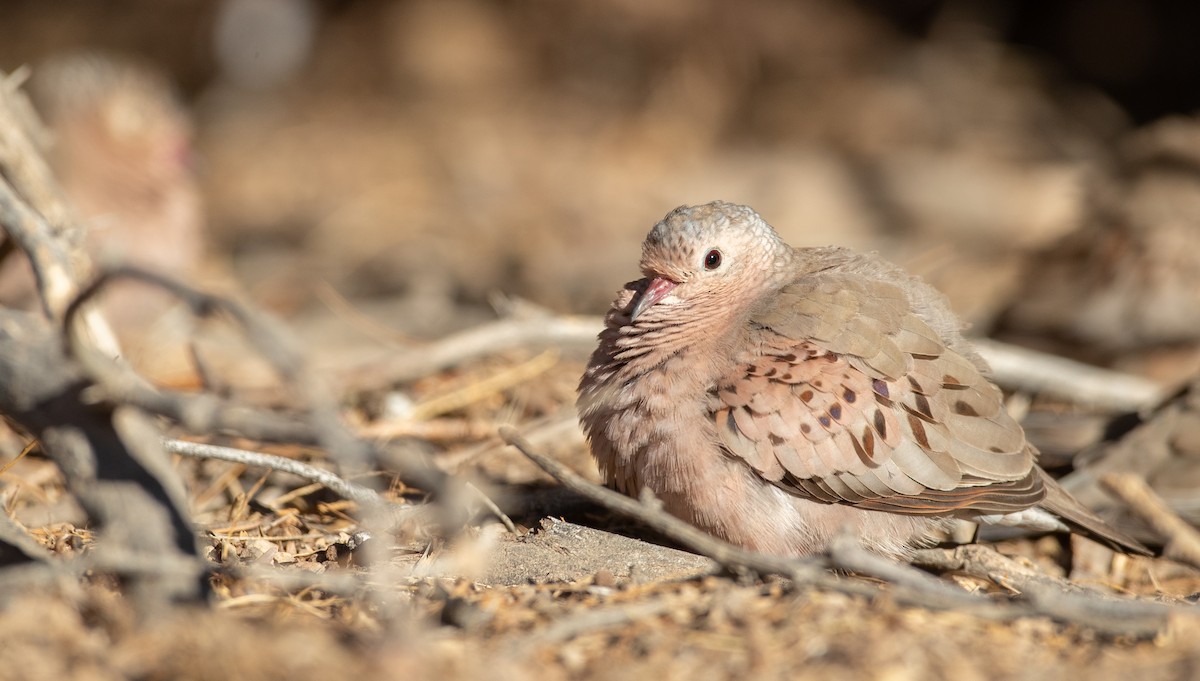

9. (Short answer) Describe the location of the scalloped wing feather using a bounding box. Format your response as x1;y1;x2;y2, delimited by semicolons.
713;271;1044;516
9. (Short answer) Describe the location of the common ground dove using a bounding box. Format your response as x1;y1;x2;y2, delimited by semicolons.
578;201;1150;558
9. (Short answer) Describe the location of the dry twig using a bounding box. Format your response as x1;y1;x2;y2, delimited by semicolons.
166;439;398;510
403;349;559;421
1101;473;1200;570
972;338;1162;411
911;544;1185;634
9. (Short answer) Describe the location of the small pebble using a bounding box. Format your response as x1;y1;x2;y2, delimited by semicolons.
593;568;616;588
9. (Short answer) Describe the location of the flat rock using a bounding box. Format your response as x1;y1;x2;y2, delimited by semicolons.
483;517;715;586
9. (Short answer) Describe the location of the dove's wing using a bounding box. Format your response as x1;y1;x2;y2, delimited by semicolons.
711;270;1046;516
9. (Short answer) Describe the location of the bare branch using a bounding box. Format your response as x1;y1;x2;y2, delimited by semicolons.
0;68;73;230
59;266;457;496
910;544;1183;636
1101;473;1200;570
165;439;391;509
972;338;1163;411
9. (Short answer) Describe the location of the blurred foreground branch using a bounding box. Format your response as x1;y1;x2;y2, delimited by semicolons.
164;439;419;523
0;68;475;616
0;69;201;612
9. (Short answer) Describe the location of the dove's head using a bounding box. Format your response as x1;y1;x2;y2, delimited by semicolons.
631;201;793;321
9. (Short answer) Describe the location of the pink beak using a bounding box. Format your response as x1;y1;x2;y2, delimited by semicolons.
630;277;678;321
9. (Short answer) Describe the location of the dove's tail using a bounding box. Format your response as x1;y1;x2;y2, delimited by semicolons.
1035;468;1154;556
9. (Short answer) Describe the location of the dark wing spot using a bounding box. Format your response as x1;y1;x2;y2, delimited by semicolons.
942;374;965;388
872;379;889;398
912;394;932;418
843;389;857;404
861;427;877;463
989;446;1004;453
829;404;843;420
764;367;777;377
954;400;979;416
873;410;888;439
813;380;824;388
907;413;931;449
818;415;832;428
800;423;812;434
781;353;798;363
800;390;815;403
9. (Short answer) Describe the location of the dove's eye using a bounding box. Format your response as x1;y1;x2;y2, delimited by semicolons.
704;249;722;270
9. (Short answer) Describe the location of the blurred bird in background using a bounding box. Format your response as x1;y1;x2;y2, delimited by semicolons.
0;52;205;366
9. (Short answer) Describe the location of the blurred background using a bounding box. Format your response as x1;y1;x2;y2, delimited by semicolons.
2;0;1200;385
7;6;1200;673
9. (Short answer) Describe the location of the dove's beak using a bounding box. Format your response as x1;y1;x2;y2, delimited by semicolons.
630;276;678;321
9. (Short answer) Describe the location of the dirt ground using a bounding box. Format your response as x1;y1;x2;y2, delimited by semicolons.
2;1;1200;679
